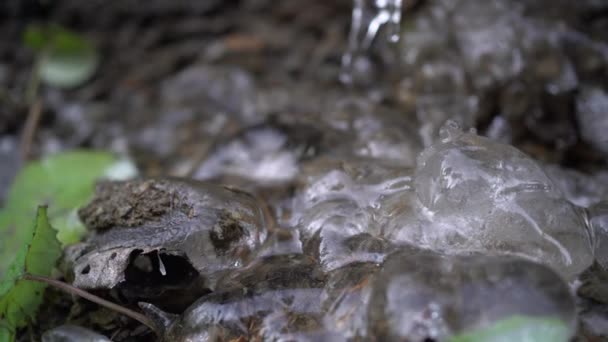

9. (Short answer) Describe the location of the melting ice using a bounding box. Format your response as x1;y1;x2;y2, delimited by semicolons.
293;121;595;280
341;0;403;85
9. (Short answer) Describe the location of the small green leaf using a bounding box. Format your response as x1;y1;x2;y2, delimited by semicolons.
0;151;125;277
23;24;99;88
449;315;572;342
39;27;99;88
0;207;62;340
23;25;47;51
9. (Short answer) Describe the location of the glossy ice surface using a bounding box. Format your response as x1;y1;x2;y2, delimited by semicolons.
35;0;608;339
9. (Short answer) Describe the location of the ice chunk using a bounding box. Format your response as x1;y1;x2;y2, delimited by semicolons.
42;325;111;342
588;201;608;270
412;121;594;279
292;157;412;271
71;179;269;307
325;98;422;166
195;124;300;184
544;165;608;208
414;94;478;147
576;87;608;157
367;247;576;341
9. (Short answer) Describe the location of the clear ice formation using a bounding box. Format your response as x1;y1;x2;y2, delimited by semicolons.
72;124;594;340
42;325;111;342
70;179;268;293
291;157;411;272
367;247;576;341
192;97;422;185
195;124;300;184
397;0;600;145
341;0;403;85
413;122;594;279
292;121;594;279
544;165;608;208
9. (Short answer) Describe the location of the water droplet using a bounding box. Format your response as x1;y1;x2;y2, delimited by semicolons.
438;120;462;142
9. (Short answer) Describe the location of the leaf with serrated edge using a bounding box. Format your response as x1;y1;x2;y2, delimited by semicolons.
0;151;118;277
0;207;62;340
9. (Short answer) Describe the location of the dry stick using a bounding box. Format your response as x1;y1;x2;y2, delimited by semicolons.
22;273;161;337
20;98;43;162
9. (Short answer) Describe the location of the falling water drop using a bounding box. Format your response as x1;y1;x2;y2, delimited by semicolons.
341;0;403;85
158;252;167;276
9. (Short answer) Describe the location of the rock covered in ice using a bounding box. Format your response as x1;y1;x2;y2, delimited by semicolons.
321;262;379;339
367;247;576;341
164;254;326;341
412;121;594;279
289;121;593;279
71;179;268;304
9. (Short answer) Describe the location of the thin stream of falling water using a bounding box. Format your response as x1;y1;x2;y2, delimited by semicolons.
340;0;403;85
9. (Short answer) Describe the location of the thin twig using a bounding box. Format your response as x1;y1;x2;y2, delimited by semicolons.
20;98;43;162
25;56;42;106
22;273;161;337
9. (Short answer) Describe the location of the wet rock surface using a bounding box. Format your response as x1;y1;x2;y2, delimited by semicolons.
3;0;607;341
69;179;268;312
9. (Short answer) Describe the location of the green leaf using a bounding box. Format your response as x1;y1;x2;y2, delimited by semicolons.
0;151;124;277
39;26;99;88
449;315;572;342
0;322;11;342
0;207;62;340
23;24;99;88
